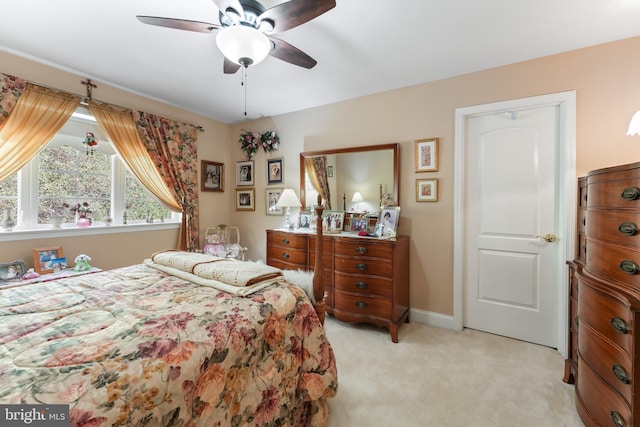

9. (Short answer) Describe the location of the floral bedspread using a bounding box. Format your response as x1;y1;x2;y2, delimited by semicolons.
0;264;338;426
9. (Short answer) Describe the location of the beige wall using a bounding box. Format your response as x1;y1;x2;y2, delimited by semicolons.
2;36;640;318
230;36;640;317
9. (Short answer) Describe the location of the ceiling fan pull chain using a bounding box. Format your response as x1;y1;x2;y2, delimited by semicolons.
243;66;248;116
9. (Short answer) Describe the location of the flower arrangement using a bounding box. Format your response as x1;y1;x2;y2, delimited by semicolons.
238;129;280;159
70;202;92;219
260;131;280;154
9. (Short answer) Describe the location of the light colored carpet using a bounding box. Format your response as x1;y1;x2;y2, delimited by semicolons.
323;316;584;427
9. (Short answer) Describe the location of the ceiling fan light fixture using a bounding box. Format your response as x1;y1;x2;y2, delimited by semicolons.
216;25;270;66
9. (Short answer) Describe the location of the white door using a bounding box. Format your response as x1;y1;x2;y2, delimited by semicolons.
464;105;561;348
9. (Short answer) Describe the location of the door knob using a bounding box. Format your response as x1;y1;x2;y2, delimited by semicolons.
537;233;556;243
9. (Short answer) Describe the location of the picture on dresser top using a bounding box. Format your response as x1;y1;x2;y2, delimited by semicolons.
322;210;345;234
378;206;400;236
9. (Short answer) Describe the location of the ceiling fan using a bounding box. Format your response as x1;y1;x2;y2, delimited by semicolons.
137;0;336;74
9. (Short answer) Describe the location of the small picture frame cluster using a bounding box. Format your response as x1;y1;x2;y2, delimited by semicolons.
33;246;65;274
416;178;438;202
201;160;224;192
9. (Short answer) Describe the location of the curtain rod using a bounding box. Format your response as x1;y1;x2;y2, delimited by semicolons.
21;76;205;132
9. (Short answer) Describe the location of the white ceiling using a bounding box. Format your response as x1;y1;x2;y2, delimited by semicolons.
2;0;640;124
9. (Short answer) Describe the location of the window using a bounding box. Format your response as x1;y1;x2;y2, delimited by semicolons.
1;111;176;229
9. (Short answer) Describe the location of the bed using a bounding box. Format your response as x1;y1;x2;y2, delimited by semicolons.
0;214;336;426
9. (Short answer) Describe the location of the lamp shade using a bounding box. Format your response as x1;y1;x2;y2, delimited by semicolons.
216;25;271;67
276;189;301;208
628;110;640;136
351;192;364;203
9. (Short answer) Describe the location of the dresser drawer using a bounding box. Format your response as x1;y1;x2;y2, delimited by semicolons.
588;179;640;210
334;256;392;277
334;290;392;319
578;281;632;354
586;239;640;286
577;208;586;233
577;358;631;427
587;210;640;247
579;321;632;405
267;247;308;266
267;232;308;250
334;272;393;298
334;240;393;259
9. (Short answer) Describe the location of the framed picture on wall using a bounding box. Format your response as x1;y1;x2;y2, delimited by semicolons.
201;160;224;192
416;178;438;202
266;188;284;215
267;158;284;185
415;138;439;172
33;246;64;274
235;188;255;211
236;160;254;186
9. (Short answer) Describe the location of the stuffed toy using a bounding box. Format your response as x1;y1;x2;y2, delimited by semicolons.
73;254;92;272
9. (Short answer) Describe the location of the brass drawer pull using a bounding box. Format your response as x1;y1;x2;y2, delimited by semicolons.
618;222;638;236
356;246;368;254
611;317;630;334
582;217;586;226
282;238;290;244
619;260;639;275
610;410;626;427
355;301;368;309
355;281;368;289
621;186;640;200
282;252;290;259
356;263;367;271
613;364;630;384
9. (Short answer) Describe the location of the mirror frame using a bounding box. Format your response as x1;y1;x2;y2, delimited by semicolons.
299;143;400;209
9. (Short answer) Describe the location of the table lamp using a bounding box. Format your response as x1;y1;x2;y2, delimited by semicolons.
276;189;301;229
351;192;364;211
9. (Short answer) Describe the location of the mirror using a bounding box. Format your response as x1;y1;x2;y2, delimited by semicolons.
299;143;399;214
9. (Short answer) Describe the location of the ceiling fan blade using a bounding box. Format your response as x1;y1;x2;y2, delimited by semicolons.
258;0;336;33
223;58;241;74
137;16;220;33
268;37;317;69
211;0;245;19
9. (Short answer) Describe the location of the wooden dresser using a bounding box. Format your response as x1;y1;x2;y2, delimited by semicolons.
563;176;586;384
266;229;410;342
573;162;640;427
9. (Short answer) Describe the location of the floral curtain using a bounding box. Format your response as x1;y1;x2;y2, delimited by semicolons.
0;73;26;127
0;83;81;182
89;102;181;212
132;111;199;251
305;156;331;209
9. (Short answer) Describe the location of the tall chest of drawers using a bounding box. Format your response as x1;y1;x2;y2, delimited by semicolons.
574;162;640;427
564;176;586;385
266;229;410;342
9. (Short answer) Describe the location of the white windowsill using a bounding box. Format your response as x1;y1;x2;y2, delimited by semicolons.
0;221;181;242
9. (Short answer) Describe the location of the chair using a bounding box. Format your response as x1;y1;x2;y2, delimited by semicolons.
203;225;247;261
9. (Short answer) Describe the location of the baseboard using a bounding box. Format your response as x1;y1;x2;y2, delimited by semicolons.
409;307;459;331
